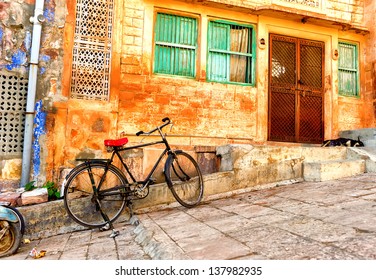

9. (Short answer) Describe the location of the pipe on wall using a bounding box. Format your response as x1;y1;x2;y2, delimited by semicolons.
21;0;45;187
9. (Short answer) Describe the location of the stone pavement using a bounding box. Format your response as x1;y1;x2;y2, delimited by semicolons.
3;173;376;260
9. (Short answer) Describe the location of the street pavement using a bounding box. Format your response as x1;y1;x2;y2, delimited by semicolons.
2;173;376;260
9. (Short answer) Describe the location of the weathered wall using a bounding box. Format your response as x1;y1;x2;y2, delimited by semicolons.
118;0;372;141
1;0;375;187
49;0;374;183
0;0;66;185
364;0;376;127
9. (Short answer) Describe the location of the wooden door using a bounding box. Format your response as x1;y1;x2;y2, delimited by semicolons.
268;34;324;144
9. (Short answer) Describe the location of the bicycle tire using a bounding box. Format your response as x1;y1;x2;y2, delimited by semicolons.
165;151;204;208
63;162;130;228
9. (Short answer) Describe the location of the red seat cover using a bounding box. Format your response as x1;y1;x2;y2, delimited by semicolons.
104;137;128;147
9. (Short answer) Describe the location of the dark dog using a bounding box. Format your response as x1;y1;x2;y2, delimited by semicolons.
321;137;364;147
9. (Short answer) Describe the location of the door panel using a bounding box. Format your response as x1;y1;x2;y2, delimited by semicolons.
268;34;324;144
269;88;296;142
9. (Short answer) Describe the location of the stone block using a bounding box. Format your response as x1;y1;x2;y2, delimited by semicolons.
0;179;20;192
216;144;254;172
303;159;365;182
0;191;22;207
21;188;48;206
301;147;347;162
1;159;22;180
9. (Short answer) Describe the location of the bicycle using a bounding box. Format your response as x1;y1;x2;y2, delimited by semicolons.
63;117;204;237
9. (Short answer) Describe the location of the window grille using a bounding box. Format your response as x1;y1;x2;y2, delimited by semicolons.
0;73;28;157
338;42;359;97
208;21;255;85
154;13;197;77
70;0;114;101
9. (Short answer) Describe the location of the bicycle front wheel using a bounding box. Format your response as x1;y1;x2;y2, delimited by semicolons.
63;162;130;228
165;151;204;208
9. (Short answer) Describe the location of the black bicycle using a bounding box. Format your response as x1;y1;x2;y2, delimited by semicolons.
63;117;204;235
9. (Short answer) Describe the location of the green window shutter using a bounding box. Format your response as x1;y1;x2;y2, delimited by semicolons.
208;22;230;82
338;42;359;97
154;13;197;77
207;20;255;85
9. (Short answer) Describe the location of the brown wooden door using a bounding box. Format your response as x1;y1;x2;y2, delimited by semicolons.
268;34;324;144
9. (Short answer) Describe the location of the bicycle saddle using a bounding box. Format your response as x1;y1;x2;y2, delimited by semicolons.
104;138;128;147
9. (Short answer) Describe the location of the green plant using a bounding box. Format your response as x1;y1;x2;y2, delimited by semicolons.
43;181;60;200
24;181;36;191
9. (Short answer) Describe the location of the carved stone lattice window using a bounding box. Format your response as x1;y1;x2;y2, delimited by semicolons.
0;73;28;157
70;0;114;101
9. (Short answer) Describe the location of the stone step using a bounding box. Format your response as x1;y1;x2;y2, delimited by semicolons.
340;128;376;143
363;139;376;147
302;146;348;162
303;159;365;182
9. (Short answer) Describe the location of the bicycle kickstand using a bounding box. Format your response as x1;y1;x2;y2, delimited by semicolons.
100;221;119;238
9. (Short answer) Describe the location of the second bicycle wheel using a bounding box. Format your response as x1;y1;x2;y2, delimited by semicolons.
165;151;204;208
63;162;130;228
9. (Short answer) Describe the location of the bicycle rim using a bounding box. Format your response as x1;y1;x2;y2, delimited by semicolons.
64;163;130;228
167;151;204;207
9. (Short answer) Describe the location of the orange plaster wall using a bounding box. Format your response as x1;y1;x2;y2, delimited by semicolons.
49;0;375;182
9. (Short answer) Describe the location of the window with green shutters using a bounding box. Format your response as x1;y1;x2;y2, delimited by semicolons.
207;20;256;85
338;42;359;97
154;13;197;77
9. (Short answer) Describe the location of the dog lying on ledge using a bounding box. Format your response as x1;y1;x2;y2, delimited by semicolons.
321;137;364;147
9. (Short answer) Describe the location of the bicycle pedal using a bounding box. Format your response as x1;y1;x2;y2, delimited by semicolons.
100;223;111;231
110;230;119;238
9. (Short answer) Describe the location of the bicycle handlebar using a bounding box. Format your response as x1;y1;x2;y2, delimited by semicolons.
136;117;171;136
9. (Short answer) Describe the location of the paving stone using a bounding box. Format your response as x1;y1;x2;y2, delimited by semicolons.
60;246;89;260
182;235;252;260
273;216;357;243
332;234;376;259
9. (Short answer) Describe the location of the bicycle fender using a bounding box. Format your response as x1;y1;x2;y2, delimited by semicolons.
65;159;111;180
163;150;183;188
0;206;19;223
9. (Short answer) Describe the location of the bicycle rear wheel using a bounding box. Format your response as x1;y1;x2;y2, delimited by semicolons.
165;151;204;208
63;162;130;228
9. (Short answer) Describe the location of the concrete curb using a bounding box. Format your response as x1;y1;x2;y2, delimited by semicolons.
131;215;174;260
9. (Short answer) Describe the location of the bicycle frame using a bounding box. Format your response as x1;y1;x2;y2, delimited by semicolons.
111;139;172;185
87;121;176;197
